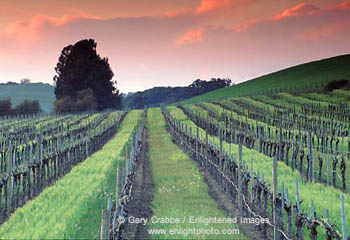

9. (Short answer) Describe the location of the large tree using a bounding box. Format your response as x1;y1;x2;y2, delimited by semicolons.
54;39;121;110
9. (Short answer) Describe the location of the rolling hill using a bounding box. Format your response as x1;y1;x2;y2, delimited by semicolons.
1;54;350;112
0;83;55;113
178;54;350;104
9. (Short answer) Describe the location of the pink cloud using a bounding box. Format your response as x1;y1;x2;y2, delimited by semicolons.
233;3;320;32
164;0;233;16
232;18;262;32
2;10;102;43
330;1;350;11
293;1;350;42
176;28;204;45
195;0;254;15
274;3;319;20
196;0;229;14
296;23;341;41
163;9;191;17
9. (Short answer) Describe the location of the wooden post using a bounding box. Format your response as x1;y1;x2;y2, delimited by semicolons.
327;136;330;186
7;140;13;217
196;128;199;162
125;147;129;175
273;154;278;240
279;126;282;161
308;131;313;182
341;194;347;240
311;147;314;183
281;181;284;216
285;187;292;239
205;131;208;168
116;164;121;211
100;210;110;240
238;141;242;214
112;211;117;240
250;158;253;205
296;178;300;212
107;197;112;213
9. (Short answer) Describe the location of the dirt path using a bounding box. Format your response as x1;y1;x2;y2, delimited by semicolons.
200;165;273;240
164;119;272;239
122;129;154;240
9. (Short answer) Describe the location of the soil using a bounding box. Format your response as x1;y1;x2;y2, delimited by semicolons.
122;129;155;240
199;164;273;240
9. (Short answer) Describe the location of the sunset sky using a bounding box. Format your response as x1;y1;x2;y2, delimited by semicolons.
0;0;349;93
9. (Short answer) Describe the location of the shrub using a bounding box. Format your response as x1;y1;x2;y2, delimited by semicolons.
54;88;97;113
324;79;350;91
0;98;12;116
13;100;41;115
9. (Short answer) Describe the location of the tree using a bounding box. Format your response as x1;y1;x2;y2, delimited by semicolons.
13;100;41;115
54;88;97;113
53;39;121;111
0;99;41;116
0;98;12;116
54;96;75;113
74;88;97;112
132;92;146;109
6;81;17;85
189;78;231;90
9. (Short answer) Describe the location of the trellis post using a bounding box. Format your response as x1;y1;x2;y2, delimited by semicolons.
7;140;13;217
273;154;278;240
238;141;242;214
341;194;347;240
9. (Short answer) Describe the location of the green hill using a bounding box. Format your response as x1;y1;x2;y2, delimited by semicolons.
178;54;350;104
0;83;55;113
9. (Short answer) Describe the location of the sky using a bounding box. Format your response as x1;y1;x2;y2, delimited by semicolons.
0;0;349;93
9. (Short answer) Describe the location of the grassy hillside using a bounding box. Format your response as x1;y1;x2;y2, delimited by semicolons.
178;54;350;104
0;83;55;112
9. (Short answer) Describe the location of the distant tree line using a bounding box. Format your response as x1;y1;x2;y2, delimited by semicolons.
0;98;41;116
123;78;232;109
0;80;49;86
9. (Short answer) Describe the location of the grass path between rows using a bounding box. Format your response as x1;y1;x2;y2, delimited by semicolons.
147;108;247;239
0;110;142;239
167;106;350;238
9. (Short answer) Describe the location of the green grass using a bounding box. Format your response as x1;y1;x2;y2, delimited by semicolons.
167;106;350;239
0;110;142;239
0;83;55;113
178;54;350;104
332;89;350;100
147;108;247;239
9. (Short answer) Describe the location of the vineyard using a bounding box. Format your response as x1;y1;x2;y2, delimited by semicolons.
0;110;143;238
165;89;350;239
0;88;349;239
0;111;126;223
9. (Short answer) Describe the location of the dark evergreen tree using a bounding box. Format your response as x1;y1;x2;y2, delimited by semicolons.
54;39;121;110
